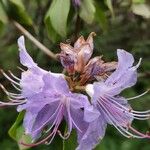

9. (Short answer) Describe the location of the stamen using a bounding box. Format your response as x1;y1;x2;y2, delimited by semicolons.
0;84;23;98
0;100;25;106
97;101;131;138
106;94;130;111
17;66;25;72
11;83;22;91
33;103;62;134
20;131;55;147
101;95;150;122
98;98;149;139
129;126;150;138
131;110;150;114
127;90;149;101
8;70;21;81
57;130;70;139
0;69;20;86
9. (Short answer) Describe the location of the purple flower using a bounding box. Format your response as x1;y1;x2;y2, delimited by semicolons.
78;49;150;150
0;36;93;147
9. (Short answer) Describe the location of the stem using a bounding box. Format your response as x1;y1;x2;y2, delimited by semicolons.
13;21;57;60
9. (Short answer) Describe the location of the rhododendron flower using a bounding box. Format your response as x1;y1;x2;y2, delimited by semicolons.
0;36;96;147
82;49;150;150
0;33;150;150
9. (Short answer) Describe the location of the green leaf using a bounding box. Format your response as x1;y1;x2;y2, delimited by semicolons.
63;130;77;150
6;0;33;25
17;127;32;150
46;0;70;37
8;111;32;150
45;7;60;43
105;0;114;18
79;0;95;24
95;2;108;32
8;111;25;140
131;3;150;18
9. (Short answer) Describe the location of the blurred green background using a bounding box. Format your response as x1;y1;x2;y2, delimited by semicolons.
0;0;150;150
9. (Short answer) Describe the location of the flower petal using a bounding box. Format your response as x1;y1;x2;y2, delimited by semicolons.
76;116;106;150
18;36;37;68
104;49;141;95
20;70;45;97
84;105;100;122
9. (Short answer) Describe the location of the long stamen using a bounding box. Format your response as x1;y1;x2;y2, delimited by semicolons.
57;130;70;140
0;84;23;100
131;110;150;114
102;96;150;121
11;83;22;91
44;105;63;135
129;126;150;138
45;114;63;145
8;70;21;81
7;97;25;103
0;69;20;86
0;100;26;106
20;131;54;147
127;90;149;101
97;101;131;138
17;66;25;72
106;94;130;111
99;100;140;139
99;98;149;139
21;105;64;147
33;103;62;134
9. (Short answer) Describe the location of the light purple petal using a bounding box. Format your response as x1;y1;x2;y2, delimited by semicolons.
31;101;60;133
70;93;89;109
84;105;100;122
76;116;107;150
18;36;37;68
106;49;134;85
104;49;140;95
42;72;70;94
20;70;44;97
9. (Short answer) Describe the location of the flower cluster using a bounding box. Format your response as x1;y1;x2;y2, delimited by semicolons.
0;33;150;150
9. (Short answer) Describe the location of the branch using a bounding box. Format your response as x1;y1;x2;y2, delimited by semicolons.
13;21;57;60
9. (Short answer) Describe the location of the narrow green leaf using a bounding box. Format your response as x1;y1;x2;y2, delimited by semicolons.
79;0;95;24
105;0;114;18
6;0;33;25
47;0;70;37
8;111;25;140
8;111;32;150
